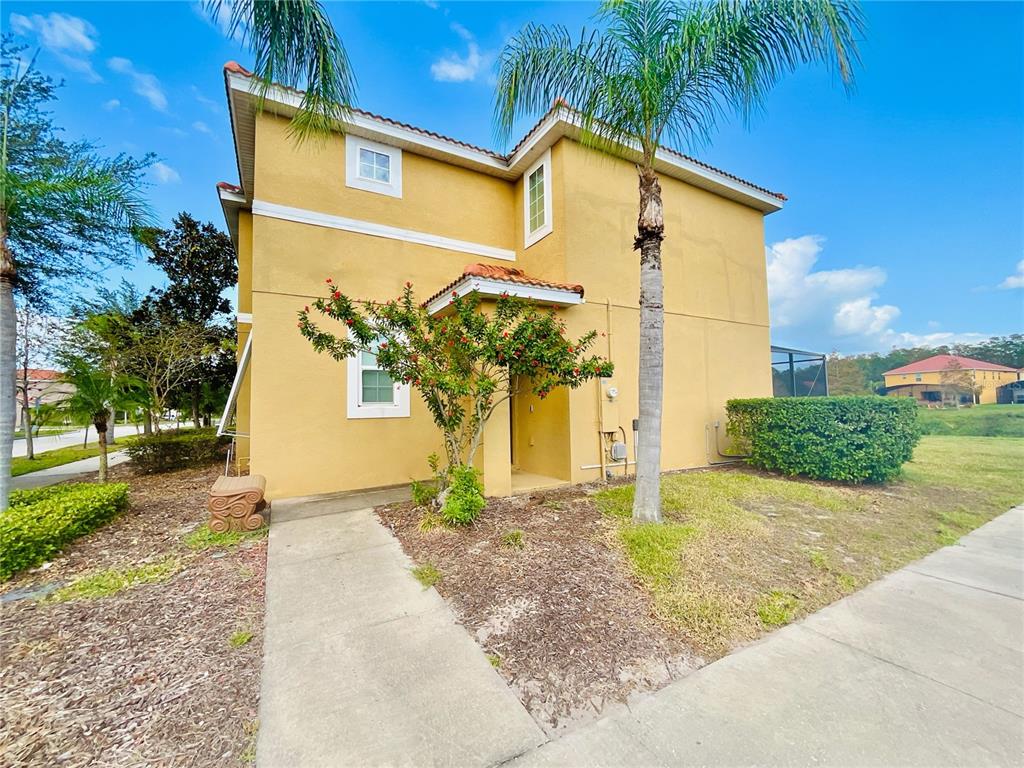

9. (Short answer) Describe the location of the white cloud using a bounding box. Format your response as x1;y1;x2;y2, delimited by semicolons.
152;162;181;184
192;120;213;136
103;98;120;110
9;12;102;82
998;259;1024;289
423;0;440;9
107;57;167;111
430;22;490;83
766;234;991;352
192;86;221;114
191;1;245;42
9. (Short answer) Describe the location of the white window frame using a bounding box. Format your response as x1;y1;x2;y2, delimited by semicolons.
346;135;403;198
346;335;410;419
523;148;553;247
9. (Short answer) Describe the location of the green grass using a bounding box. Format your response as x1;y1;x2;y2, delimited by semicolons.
500;529;525;550
46;557;180;602
183;524;267;551
229;629;254;648
916;404;1024;438
412;563;442;589
11;436;140;477
596;435;1024;655
486;653;502;668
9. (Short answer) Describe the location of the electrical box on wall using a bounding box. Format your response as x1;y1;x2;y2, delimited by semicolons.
600;379;619;432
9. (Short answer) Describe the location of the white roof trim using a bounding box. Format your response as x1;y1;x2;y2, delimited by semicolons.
224;72;784;214
427;275;584;316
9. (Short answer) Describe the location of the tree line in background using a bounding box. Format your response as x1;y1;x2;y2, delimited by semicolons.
826;335;1024;396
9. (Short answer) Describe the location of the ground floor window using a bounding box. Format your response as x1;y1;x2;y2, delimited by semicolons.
347;335;410;419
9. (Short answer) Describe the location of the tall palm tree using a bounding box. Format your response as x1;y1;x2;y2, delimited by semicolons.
207;0;357;139
495;0;862;523
60;360;137;483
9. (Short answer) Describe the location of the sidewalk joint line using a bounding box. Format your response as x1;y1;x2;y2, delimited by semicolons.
903;567;1022;602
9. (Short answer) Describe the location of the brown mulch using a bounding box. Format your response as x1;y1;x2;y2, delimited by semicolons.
0;464;266;768
377;485;700;734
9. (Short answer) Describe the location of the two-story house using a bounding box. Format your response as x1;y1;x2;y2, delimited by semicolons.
883;354;1020;405
216;61;785;500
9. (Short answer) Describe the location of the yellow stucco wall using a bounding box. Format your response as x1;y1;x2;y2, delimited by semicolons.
235;113;772;499
884;368;1019;405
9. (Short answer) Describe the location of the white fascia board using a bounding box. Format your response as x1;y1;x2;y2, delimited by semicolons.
427;276;584;316
225;76;783;213
251;199;516;261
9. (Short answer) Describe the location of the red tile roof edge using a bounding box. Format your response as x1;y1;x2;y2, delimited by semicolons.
217;181;243;193
222;63;785;201
884;354;1019;376
423;263;585;308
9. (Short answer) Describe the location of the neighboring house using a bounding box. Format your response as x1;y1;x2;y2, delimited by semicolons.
883;354;1020;405
14;368;74;428
216;61;785;500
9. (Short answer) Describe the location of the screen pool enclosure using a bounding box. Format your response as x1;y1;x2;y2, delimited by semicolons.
771;345;828;397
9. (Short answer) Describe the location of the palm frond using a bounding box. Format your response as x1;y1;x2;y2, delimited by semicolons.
208;0;356;142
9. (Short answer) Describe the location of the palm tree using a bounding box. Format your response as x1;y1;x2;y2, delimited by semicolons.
495;0;862;523
60;360;137;483
206;0;357;139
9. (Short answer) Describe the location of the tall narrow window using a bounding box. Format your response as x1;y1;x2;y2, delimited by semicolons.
528;165;545;232
359;338;394;405
523;149;553;247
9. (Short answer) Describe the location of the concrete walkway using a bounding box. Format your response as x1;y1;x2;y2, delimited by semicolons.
511;506;1024;767
256;490;546;768
12;451;130;490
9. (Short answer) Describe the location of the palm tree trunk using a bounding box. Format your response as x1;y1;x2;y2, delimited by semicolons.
107;406;116;445
0;230;16;511
631;166;665;524
97;425;108;482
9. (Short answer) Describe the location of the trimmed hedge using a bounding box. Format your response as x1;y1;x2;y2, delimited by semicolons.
726;396;920;483
1;483;131;580
124;428;227;474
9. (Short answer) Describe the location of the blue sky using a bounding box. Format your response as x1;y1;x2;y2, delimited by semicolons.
6;0;1022;354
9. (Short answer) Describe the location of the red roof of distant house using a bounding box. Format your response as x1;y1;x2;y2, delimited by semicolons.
424;263;585;307
17;368;61;381
884;354;1018;376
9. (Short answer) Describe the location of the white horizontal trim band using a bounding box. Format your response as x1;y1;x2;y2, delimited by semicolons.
251;200;516;261
237;312;253;323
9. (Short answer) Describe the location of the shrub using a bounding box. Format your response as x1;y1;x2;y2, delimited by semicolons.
441;465;485;525
411;479;438;508
124;428;227;474
0;483;131;580
726;396;920;483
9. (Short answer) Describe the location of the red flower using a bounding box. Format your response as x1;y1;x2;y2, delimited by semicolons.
304;305;310;312
415;379;422;386
460;336;468;343
326;277;333;283
345;318;354;326
574;368;580;375
451;291;458;298
568;346;574;353
532;359;539;366
405;281;412;288
502;331;509;338
380;342;388;348
296;322;302;328
332;291;341;299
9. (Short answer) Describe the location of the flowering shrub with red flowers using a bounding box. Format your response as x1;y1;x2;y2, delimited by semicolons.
297;279;612;484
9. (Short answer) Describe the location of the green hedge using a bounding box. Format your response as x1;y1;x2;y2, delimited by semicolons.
1;483;131;580
124;428;227;474
726;397;920;483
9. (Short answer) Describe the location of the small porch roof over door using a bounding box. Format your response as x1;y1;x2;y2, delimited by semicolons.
424;263;585;315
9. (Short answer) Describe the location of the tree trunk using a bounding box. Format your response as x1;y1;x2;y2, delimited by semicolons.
22;402;33;459
0;261;14;511
631;166;665;524
83;425;89;447
191;388;201;430
143;409;153;435
96;424;108;482
107;406;116;445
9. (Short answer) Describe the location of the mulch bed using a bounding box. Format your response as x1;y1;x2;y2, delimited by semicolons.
377;484;701;734
0;464;266;768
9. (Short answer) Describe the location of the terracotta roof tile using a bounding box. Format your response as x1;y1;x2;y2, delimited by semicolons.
217;181;242;193
884;354;1019;376
424;263;585;308
221;62;784;200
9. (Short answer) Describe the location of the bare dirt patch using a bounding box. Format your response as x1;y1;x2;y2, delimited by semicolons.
0;464;266;768
377;484;701;735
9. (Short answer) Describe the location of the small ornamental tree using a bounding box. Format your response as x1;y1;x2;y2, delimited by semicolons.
298;279;613;486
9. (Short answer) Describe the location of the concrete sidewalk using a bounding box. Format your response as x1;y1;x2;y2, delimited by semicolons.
511;506;1024;767
256;490;545;768
12;451;131;490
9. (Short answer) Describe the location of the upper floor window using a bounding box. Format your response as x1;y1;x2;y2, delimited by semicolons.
347;334;410;419
346;136;403;198
524;148;553;247
915;374;922;382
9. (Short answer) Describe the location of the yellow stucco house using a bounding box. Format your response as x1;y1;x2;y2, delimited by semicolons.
216;62;786;501
883;354;1020;405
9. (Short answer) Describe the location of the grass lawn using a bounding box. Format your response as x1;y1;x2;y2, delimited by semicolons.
916;403;1024;437
381;433;1022;731
596;434;1024;654
11;436;139;477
